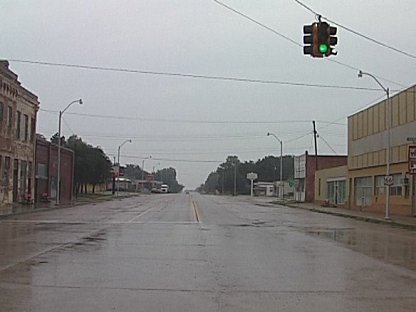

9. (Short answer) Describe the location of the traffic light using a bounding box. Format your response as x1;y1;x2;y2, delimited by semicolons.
318;22;337;57
303;22;319;57
303;21;337;57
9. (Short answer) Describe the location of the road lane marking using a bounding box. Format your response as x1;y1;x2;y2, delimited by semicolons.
192;200;201;223
127;206;156;223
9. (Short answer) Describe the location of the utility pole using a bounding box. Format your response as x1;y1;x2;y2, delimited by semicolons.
222;169;224;194
233;162;237;196
313;120;318;170
112;156;116;195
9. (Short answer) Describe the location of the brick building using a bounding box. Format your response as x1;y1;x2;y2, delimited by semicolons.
35;135;74;203
294;151;347;202
0;60;39;214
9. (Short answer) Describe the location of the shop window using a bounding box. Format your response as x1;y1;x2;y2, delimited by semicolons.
355;176;372;207
390;174;403;196
16;111;21;139
327;180;346;205
24;114;28;141
375;175;385;195
7;105;12;128
37;163;48;179
0;102;3;128
30;117;35;142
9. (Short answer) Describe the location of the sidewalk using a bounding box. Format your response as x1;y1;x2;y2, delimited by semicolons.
0;192;141;218
250;196;416;231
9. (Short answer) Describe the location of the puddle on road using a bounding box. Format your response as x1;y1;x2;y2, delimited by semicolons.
299;226;416;271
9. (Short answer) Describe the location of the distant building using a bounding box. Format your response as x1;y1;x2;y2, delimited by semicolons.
0;60;39;214
115;177;132;191
294;151;347;202
254;182;275;197
254;181;294;198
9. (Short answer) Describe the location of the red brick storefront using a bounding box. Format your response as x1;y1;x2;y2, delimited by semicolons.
35;136;74;203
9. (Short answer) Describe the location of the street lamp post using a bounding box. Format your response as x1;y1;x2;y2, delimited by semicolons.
358;70;391;220
117;139;132;196
267;132;283;200
57;99;83;205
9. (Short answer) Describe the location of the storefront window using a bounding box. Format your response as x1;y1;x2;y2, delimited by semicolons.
375;175;385;195
355;176;372;207
390;174;402;196
327;179;346;205
375;174;403;196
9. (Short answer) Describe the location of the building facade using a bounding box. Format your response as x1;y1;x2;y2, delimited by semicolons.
294;151;347;202
348;84;416;216
314;165;348;206
35;136;74;203
0;61;39;214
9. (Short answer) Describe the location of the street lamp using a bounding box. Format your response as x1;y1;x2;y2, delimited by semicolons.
117;139;132;196
57;99;83;205
358;70;391;220
267;132;283;200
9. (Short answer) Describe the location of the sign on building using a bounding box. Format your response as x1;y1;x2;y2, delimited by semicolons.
409;145;416;175
384;175;393;186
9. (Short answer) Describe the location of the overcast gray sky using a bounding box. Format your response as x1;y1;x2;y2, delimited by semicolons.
2;0;416;189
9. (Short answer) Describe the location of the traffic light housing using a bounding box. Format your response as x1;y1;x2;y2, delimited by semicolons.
303;21;337;57
318;22;337;56
303;23;319;57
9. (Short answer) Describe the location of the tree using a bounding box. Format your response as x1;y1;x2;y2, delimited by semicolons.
201;155;295;195
217;156;244;195
155;167;184;193
65;135;112;195
204;171;219;194
88;147;112;193
50;132;66;146
124;164;143;180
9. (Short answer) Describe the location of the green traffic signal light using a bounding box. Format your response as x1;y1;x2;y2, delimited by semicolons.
319;43;329;54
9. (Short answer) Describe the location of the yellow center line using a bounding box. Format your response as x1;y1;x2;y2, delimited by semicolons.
192;200;201;223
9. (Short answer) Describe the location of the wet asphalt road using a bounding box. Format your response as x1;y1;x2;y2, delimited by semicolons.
0;193;415;311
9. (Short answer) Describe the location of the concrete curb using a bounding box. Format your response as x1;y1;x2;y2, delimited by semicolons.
283;202;416;231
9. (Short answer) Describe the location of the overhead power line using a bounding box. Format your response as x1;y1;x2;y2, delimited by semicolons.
38;108;346;125
212;0;301;47
107;154;223;163
318;134;339;155
294;0;416;60
10;59;381;91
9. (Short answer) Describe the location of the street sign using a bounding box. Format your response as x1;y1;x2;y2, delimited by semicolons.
384;175;393;186
246;172;258;198
409;145;416;174
112;165;119;177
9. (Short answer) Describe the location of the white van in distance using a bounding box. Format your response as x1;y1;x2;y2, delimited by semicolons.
161;184;169;193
